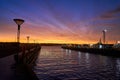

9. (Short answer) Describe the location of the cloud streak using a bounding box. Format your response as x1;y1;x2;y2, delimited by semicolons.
99;6;120;20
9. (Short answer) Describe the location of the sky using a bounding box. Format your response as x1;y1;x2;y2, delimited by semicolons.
0;0;120;44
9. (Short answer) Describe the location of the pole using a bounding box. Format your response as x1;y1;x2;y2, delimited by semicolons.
17;25;20;42
15;25;20;63
27;36;29;43
13;19;24;63
103;30;105;44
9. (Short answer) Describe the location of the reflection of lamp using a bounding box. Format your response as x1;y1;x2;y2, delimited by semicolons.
13;19;24;42
102;29;107;44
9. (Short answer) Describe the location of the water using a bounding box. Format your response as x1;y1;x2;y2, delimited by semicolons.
33;46;120;80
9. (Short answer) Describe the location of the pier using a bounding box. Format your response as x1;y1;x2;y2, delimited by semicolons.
62;44;120;57
62;45;120;57
0;42;41;80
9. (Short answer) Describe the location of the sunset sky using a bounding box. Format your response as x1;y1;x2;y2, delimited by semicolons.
0;0;120;44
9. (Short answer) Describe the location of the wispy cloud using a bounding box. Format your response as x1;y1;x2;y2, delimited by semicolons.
99;6;120;20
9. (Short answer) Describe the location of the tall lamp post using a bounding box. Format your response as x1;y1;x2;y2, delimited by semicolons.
102;29;107;44
13;19;24;63
13;19;24;43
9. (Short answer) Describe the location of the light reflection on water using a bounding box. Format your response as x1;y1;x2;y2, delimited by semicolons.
34;46;120;80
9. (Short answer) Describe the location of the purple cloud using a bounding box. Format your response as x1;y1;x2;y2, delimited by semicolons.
100;6;120;20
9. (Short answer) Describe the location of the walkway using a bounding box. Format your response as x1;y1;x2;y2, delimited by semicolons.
0;54;34;80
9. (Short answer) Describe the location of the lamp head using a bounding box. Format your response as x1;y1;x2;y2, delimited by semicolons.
27;36;30;38
103;29;107;32
14;19;24;25
104;29;107;32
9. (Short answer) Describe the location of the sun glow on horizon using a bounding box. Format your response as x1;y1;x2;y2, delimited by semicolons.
0;37;116;44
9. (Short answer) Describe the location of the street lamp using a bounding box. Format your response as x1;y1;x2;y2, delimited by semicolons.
13;19;24;63
27;36;30;43
102;29;107;44
13;19;24;42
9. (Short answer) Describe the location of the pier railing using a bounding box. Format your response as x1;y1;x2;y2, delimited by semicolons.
0;42;41;64
16;43;41;64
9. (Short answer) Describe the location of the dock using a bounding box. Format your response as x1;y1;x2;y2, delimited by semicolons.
62;46;120;57
0;42;41;80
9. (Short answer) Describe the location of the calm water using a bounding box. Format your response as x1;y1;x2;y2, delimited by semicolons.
34;46;120;80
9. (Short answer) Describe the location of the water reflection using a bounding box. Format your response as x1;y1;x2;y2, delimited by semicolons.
68;50;71;53
34;46;120;80
85;53;89;63
116;59;120;77
78;51;81;64
78;51;81;57
85;53;90;68
65;49;68;53
65;49;71;54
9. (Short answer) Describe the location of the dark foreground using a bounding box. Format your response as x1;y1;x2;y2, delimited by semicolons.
0;55;36;80
0;42;40;80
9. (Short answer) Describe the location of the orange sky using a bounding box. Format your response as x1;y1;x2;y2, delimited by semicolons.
0;24;116;44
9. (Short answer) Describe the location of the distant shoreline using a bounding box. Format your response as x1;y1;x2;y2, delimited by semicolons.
62;46;120;57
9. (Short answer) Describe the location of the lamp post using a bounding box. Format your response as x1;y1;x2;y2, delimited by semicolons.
102;29;107;44
13;19;24;43
13;19;24;63
27;36;30;43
